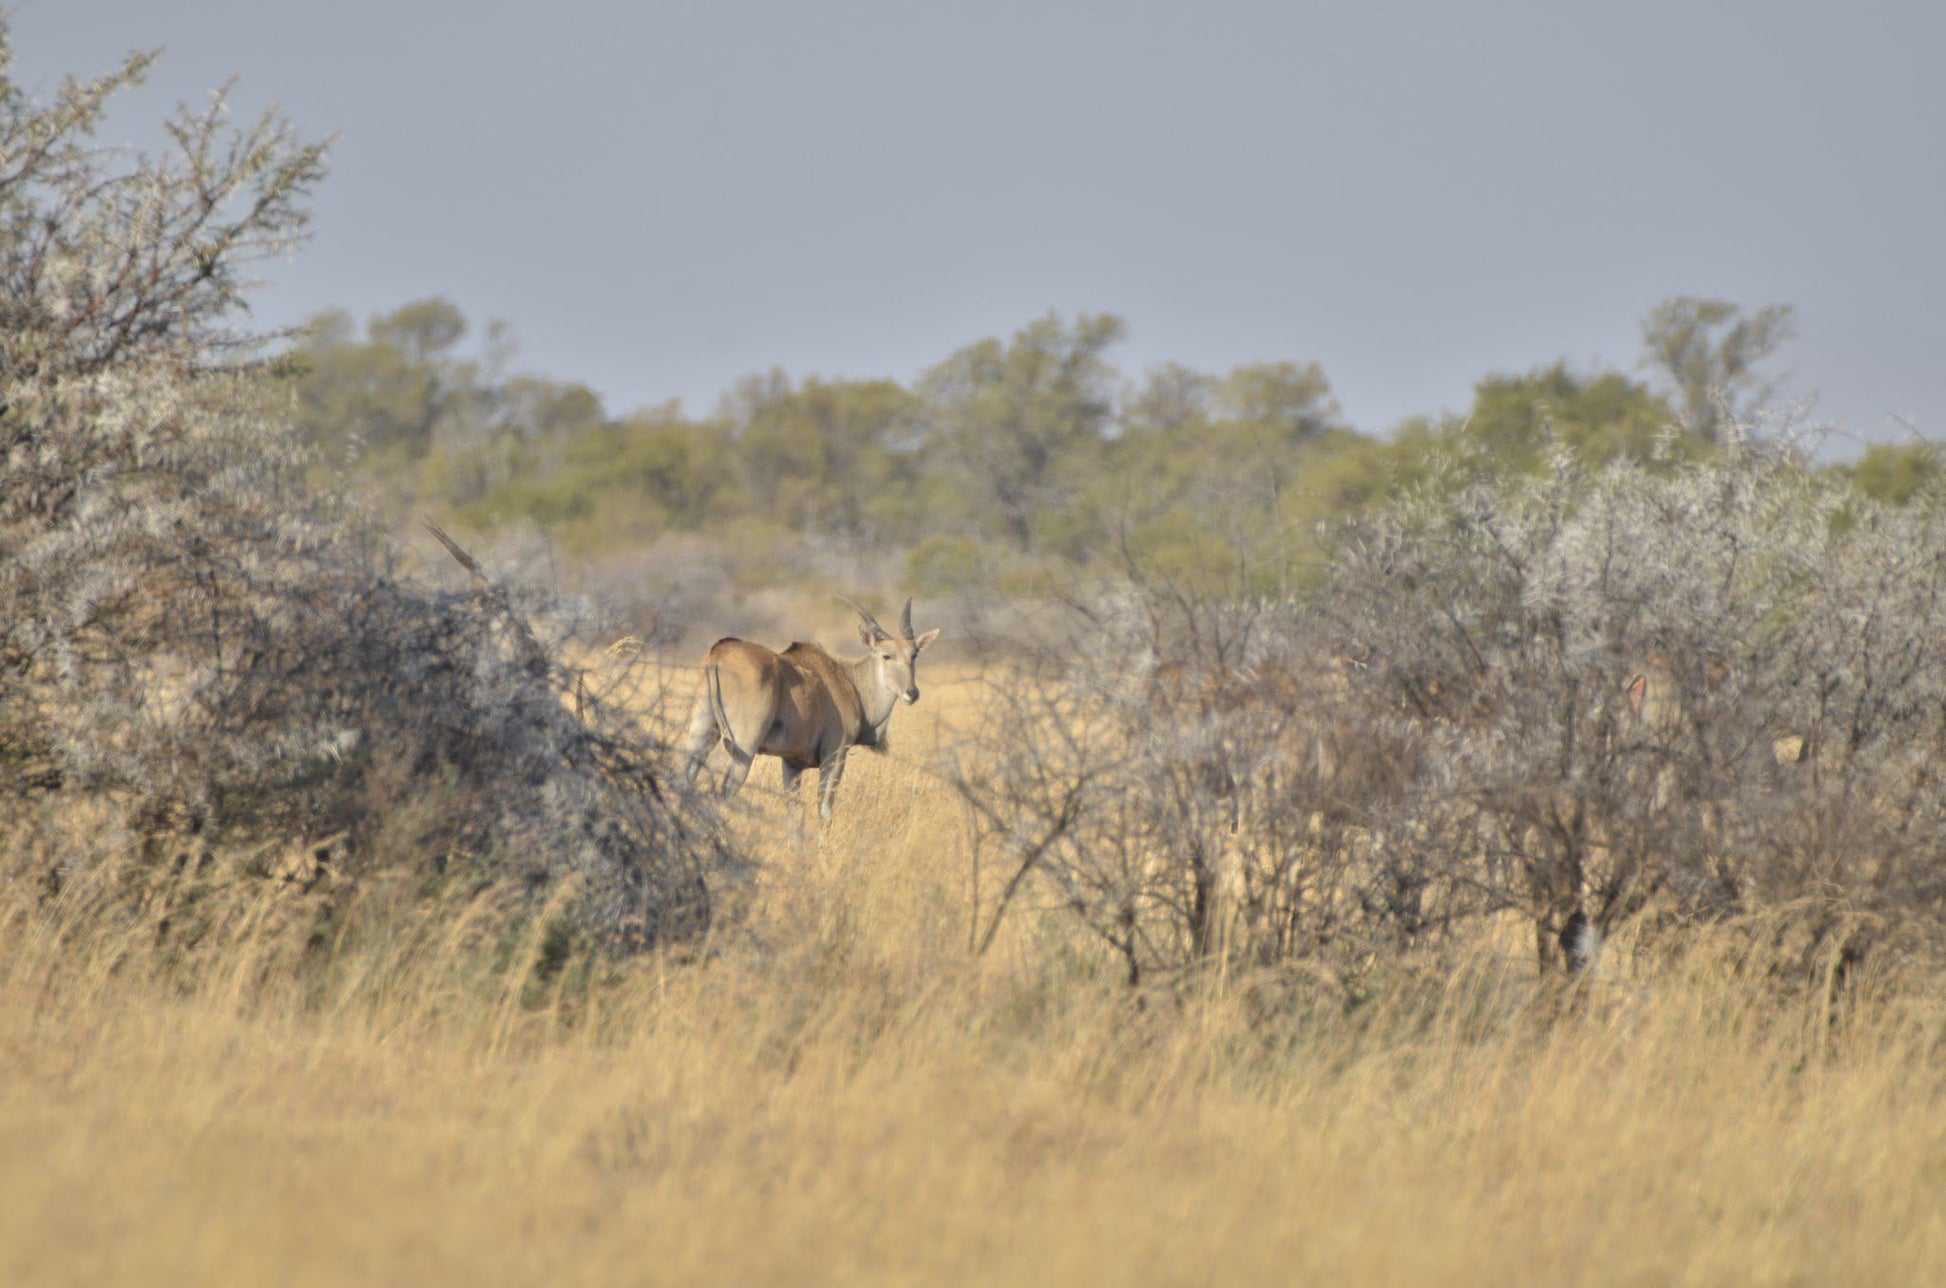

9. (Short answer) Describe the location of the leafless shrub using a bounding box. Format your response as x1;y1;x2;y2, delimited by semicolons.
1329;425;1946;975
949;582;1466;991
958;424;1946;992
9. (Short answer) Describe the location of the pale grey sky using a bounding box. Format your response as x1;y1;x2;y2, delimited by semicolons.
12;1;1944;441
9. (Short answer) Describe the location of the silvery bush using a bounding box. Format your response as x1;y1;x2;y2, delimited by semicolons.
959;426;1946;987
0;31;727;948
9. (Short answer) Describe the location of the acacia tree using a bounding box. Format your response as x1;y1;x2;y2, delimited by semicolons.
1103;359;1346;596
0;26;727;951
1460;363;1682;469
920;312;1125;555
949;579;1451;991
1639;296;1795;444
2;28;328;786
291;299;481;463
0;40;326;388
728;370;920;541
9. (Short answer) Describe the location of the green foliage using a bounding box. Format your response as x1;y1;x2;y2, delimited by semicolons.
1461;362;1684;471
1104;358;1350;594
1118;509;1246;589
290;301;472;461
441;408;736;552
1214;361;1339;448
1849;441;1942;507
1639;296;1795;444
272;289;1861;608
920;312;1126;553
905;535;989;592
729;371;922;540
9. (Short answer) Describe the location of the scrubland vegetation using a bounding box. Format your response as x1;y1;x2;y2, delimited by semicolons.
9;711;1946;1285
7;29;1946;1284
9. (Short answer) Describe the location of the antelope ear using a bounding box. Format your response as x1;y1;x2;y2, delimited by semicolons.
859;623;878;647
1625;673;1648;720
914;628;941;652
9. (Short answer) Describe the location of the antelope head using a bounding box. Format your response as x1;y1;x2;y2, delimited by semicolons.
854;596;941;707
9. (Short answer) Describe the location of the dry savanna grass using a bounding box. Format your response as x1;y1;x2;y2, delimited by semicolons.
4;670;1946;1285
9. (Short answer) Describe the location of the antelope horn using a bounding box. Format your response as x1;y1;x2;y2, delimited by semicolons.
900;596;914;640
837;594;891;641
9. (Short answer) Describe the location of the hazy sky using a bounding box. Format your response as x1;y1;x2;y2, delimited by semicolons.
12;2;1944;441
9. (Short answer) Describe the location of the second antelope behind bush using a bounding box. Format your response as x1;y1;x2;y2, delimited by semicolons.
680;598;941;825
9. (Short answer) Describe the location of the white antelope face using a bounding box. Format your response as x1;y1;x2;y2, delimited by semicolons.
858;619;940;707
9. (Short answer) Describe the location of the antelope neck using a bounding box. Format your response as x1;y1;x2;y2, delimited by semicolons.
848;652;899;742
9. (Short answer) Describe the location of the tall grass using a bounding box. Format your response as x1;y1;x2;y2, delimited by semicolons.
4;674;1945;1285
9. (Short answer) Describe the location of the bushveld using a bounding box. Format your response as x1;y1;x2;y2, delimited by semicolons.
5;669;1946;1285
9;28;1946;1284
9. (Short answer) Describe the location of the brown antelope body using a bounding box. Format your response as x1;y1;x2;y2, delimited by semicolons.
680;598;939;825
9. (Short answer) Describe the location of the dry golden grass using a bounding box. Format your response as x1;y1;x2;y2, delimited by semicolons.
5;671;1946;1285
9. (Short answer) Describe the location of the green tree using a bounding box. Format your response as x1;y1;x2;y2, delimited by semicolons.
729;371;920;541
1112;359;1344;593
601;404;739;530
1214;362;1337;445
1639;296;1795;444
920;312;1126;553
369;296;466;366
493;375;606;453
1849;441;1942;507
1122;362;1213;440
291;298;475;461
1464;363;1681;469
466;402;739;545
1211;361;1341;510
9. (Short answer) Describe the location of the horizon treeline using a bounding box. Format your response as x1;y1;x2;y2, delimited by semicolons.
284;295;1939;600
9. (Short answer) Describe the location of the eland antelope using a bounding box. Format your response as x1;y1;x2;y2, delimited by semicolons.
680;597;940;826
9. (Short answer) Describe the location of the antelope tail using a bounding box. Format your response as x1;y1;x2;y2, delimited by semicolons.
704;663;738;755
